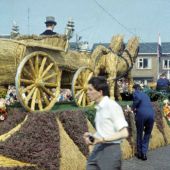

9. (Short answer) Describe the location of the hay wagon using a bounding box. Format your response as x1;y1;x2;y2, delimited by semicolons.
0;34;139;112
0;35;96;112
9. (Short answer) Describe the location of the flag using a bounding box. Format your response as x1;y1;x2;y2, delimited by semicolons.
157;33;162;59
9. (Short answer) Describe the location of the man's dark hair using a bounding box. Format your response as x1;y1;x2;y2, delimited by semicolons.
88;76;110;96
133;84;141;90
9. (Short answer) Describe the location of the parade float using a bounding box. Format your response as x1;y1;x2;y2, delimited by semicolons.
0;28;169;169
0;32;138;112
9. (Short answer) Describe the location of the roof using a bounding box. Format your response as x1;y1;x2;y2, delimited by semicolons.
91;42;170;54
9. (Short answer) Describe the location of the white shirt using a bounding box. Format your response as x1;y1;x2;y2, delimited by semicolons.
94;96;128;143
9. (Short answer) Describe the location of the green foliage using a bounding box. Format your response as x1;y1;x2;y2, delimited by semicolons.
144;88;170;102
84;108;96;127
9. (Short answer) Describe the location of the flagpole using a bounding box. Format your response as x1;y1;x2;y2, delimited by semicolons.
157;33;161;79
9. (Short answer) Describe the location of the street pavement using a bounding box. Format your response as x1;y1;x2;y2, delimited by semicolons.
122;145;170;170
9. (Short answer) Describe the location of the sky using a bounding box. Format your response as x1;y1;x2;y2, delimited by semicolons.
1;0;170;48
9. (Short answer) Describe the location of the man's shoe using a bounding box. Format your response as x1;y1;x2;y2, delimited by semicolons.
135;153;142;159
141;153;147;161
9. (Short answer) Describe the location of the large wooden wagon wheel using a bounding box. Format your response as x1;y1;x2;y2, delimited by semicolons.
72;66;94;107
15;51;61;112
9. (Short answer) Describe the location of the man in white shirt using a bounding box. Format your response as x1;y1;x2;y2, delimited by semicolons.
83;76;129;170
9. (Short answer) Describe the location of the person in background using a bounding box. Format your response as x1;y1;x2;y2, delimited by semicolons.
127;84;155;161
156;72;170;92
83;76;128;170
40;16;58;35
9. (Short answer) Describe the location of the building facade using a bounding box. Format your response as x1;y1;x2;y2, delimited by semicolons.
132;42;170;83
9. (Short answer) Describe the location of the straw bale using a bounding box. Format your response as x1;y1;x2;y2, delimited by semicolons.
162;117;170;144
57;118;86;170
58;110;89;157
87;119;96;134
0;40;26;85
0;155;35;167
152;102;167;143
0;115;28;142
121;139;133;159
63;50;91;71
149;123;165;150
125;111;136;155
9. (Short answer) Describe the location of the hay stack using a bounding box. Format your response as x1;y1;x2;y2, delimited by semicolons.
57;118;86;170
162;117;170;144
0;39;26;85
121;139;133;159
86;118;96;134
149;123;165;150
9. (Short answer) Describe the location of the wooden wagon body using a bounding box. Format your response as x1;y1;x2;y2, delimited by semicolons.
0;35;92;84
0;35;94;112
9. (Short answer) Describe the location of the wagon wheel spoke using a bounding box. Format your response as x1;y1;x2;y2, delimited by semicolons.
40;86;55;98
16;51;61;112
44;82;58;88
20;84;35;94
31;88;38;111
35;54;39;75
21;79;34;85
41;63;54;78
76;77;83;86
75;89;84;98
28;58;36;78
74;85;83;90
24;87;36;105
37;89;43;110
86;72;93;82
38;57;47;77
82;93;87;107
77;91;84;106
23;68;34;80
72;67;94;107
43;73;58;81
39;88;50;106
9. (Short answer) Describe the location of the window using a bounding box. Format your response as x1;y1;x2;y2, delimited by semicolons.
163;59;170;69
136;57;151;69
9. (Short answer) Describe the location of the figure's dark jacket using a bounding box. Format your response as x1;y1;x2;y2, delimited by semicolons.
132;90;155;117
40;30;57;35
156;78;170;91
